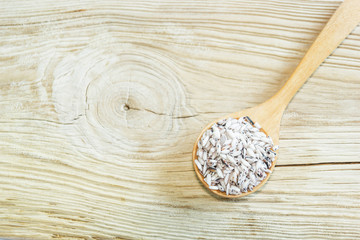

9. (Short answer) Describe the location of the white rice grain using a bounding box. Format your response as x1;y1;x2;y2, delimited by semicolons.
195;116;278;195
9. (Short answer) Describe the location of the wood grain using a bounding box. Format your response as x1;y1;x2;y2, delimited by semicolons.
0;0;359;239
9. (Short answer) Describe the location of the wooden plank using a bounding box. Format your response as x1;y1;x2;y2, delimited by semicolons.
0;0;359;238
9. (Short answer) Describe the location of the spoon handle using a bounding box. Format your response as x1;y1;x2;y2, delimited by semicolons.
273;0;360;108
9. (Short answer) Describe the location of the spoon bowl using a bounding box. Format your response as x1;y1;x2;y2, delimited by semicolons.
192;99;283;198
192;0;360;198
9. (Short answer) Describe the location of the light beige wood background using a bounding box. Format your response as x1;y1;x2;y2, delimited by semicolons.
0;0;359;239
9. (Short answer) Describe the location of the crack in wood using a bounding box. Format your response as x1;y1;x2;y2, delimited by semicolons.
277;161;360;167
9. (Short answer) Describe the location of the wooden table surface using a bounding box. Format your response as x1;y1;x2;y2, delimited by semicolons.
1;0;360;239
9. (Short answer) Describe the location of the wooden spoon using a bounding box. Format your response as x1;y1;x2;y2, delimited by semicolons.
192;0;360;198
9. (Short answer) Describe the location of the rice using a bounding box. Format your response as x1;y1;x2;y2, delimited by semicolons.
195;116;278;195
